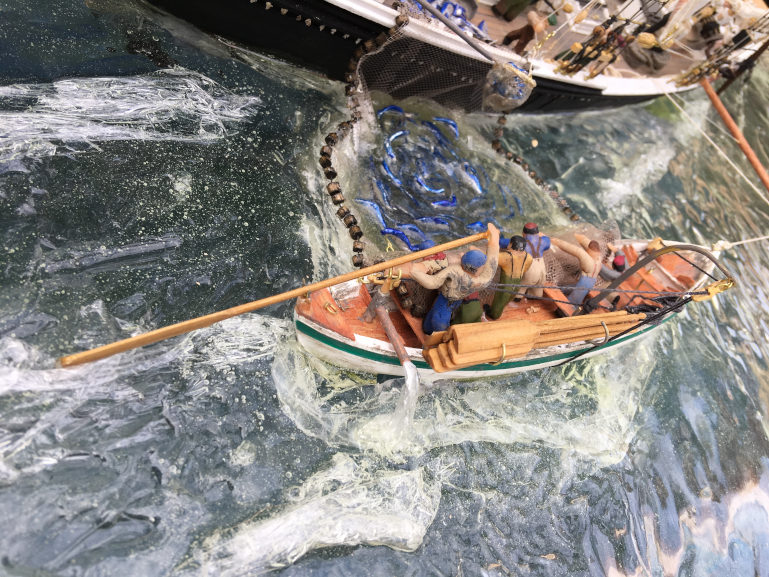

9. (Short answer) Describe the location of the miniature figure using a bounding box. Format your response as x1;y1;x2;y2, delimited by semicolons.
599;244;627;309
487;234;532;319
502;10;548;55
520;222;551;299
550;232;602;314
599;243;626;281
409;223;500;334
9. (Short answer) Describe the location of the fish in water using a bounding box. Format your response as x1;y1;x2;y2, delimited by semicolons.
463;162;483;194
497;183;510;208
432;116;459;139
376;104;404;118
385;130;408;159
416;174;445;194
396;222;428;241
465;221;486;232
416;216;452;228
381;159;402;188
374;178;394;209
431;195;457;208
355;198;387;228
432;147;449;164
495;183;523;216
479;165;492;189
421;120;457;158
513;194;523;215
381;227;435;251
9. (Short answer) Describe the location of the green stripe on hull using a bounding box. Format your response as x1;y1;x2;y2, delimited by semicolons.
295;314;676;373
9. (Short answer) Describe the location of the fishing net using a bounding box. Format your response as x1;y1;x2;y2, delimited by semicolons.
354;4;534;114
544;221;620;289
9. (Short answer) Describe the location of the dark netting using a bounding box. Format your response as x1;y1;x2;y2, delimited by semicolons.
357;32;490;113
355;7;534;113
396;278;435;318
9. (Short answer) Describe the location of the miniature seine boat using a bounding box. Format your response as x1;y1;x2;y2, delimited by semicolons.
295;234;733;380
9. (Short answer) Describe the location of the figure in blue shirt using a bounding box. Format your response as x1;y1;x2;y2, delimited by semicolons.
521;222;550;299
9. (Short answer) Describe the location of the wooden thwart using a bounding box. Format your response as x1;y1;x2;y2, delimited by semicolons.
423;310;646;372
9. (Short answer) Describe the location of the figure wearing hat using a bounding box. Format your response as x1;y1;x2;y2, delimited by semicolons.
519;222;551;299
599;244;626;281
599;244;626;309
487;234;532;320
409;223;500;335
550;232;603;314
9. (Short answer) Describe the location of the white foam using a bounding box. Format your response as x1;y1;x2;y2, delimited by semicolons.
0;69;261;169
186;453;443;576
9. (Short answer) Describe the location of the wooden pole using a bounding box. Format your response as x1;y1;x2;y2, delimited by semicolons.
700;77;769;194
57;231;490;368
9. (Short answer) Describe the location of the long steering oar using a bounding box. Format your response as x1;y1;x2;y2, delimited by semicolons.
57;231;490;368
701;77;769;195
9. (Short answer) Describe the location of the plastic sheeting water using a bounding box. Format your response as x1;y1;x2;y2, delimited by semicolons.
2;1;769;575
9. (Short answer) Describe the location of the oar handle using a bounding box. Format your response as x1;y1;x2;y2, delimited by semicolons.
58;231;490;368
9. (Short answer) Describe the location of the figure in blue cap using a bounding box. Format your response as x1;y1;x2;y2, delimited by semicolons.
409;223;500;334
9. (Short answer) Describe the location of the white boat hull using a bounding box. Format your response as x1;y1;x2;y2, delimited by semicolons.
295;311;675;381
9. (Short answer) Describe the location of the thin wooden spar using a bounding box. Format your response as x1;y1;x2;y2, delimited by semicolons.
57;232;490;368
700;77;769;194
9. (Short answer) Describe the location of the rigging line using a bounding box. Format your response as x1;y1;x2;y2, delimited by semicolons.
717;234;769;249
491;283;708;297
664;45;699;60
656;240;719;282
493;292;584;307
556;297;694;366
534;0;602;54
667;90;737;142
663;91;769;207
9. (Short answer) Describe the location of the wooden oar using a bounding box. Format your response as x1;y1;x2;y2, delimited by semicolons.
57;231;490;368
701;77;769;194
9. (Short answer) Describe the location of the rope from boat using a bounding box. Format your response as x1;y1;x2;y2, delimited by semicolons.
490;282;710;298
653;239;720;282
489;291;653;311
663;91;769;207
713;234;769;250
493;115;581;221
556;296;694;366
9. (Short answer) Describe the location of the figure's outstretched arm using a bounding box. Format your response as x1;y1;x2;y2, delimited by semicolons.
551;237;594;273
411;267;450;290
550;237;584;258
574;233;592;252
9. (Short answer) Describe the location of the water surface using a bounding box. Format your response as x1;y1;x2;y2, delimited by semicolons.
1;1;769;576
